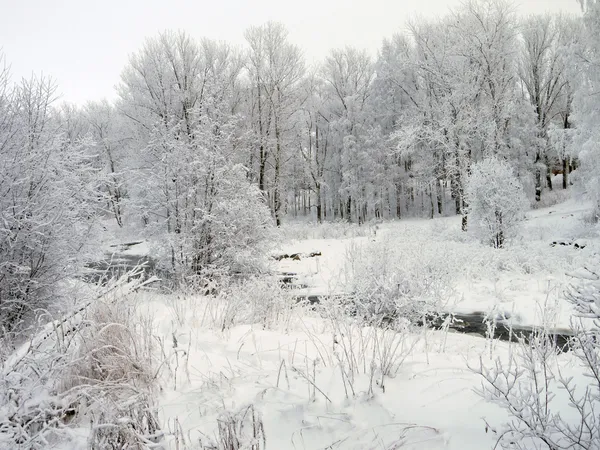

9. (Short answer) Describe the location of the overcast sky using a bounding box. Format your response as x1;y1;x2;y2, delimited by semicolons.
0;0;581;105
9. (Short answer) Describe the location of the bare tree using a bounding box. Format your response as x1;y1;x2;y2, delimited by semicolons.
244;22;305;226
85;101;129;227
519;13;579;200
297;72;331;222
0;67;100;336
321;46;375;223
119;33;274;280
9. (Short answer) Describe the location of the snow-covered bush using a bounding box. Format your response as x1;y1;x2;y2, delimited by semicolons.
209;276;293;331
138;121;278;283
167;274;294;332
62;299;159;449
474;258;600;449
342;239;454;326
465;157;529;248
0;275;160;450
0;70;101;338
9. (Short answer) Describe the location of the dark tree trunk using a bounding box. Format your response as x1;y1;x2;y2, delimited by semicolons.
545;154;553;191
436;179;443;216
396;183;402;219
535;166;542;202
316;183;322;224
429;185;435;219
495;210;504;248
346;196;352;223
451;176;461;216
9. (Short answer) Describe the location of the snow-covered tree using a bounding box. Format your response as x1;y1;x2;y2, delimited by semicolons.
296;72;332;223
465;157;529;248
573;0;600;216
321;46;375;223
84;100;131;227
244;22;305;226
519;14;579;201
390;1;530;228
119;32;275;280
0;65;101;336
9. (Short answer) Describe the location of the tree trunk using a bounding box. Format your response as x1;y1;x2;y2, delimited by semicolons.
274;119;282;227
451;176;461;216
257;77;267;193
495;210;504;248
545;154;553;191
316;183;322;224
396;183;402;219
460;178;468;231
429;185;435;219
562;158;568;190
346;196;352;223
436;179;443;216
535;165;542;202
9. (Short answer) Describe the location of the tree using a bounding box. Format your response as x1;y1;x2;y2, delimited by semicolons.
519;14;576;201
573;0;600;216
394;14;482;227
84;100;130;227
373;34;420;219
390;1;527;229
244;22;305;226
321;46;375;223
118;32;275;280
465;157;528;248
0;65;100;335
297;71;331;223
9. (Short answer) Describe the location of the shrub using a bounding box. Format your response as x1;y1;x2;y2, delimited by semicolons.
0;74;102;338
0;276;160;449
465;157;529;248
473;259;600;449
342;239;454;326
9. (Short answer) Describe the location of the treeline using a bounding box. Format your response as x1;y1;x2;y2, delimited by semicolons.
18;2;597;229
73;1;592;227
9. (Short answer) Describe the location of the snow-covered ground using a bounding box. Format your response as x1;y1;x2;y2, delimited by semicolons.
28;196;595;449
142;292;510;450
114;196;596;450
275;198;597;330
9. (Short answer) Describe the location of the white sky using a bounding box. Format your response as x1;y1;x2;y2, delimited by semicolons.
0;0;581;105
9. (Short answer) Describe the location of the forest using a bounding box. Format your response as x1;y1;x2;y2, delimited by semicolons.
1;0;600;449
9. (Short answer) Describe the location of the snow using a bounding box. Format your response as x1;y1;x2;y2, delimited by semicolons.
275;198;597;330
275;237;370;295
12;197;595;449
140;293;510;450
98;219;152;257
119;197;594;449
